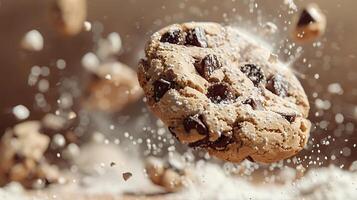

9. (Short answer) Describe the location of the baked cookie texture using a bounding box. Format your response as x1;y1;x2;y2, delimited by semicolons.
138;22;311;163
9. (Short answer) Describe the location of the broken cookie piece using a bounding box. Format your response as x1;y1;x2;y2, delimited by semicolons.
83;61;143;112
292;3;326;43
145;156;195;192
0;121;59;188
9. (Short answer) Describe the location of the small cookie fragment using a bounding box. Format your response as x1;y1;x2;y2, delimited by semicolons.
83;61;143;112
145;156;194;192
0;121;59;188
51;0;87;36
292;3;326;43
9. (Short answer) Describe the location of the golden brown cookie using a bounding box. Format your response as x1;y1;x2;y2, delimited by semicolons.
138;22;311;163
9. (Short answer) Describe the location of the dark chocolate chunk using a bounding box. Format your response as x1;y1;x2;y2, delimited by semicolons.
209;135;233;151
194;54;222;79
13;153;25;163
168;127;179;141
160;29;184;44
279;112;297;123
297;9;316;27
183;114;208;135
153;78;173;102
188;137;209;148
240;64;265;86
266;74;288;97
185;27;208;47
243;98;264;110
207;83;235;103
246;156;255;162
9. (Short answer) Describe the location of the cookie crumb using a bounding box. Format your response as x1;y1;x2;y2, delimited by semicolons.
122;172;132;181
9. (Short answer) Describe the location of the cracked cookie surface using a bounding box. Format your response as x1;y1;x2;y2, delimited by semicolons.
138;22;311;163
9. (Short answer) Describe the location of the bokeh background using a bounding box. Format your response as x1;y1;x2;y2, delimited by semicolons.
0;0;356;168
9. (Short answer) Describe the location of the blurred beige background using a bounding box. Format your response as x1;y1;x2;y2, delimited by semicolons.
0;0;356;167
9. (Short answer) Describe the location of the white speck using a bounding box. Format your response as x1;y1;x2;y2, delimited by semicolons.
68;111;77;119
21;30;44;51
335;113;344;124
105;74;112;80
107;32;122;53
81;52;100;72
53;134;66;148
84;21;92;31
56;59;66;70
284;0;297;11
38;79;50;92
12;105;30;120
327;83;343;95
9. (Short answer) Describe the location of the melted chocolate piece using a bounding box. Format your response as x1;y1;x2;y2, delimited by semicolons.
240;64;265;86
207;83;235;103
153;78;173;102
185;27;208;47
194;54;222;80
266;74;288;97
183;115;208;135
188;137;209;148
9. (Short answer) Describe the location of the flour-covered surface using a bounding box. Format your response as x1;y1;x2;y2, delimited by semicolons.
2;143;356;200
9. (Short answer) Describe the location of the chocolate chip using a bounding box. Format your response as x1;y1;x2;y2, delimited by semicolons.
240;64;265;86
209;135;233;151
194;54;222;79
246;156;255;162
183;114;208;135
153;78;173;102
168;127;179;141
14;153;25;163
160;29;184;44
243;98;264;110
279;112;297;123
297;9;316;27
188;137;209;148
207;83;235;103
185;27;208;47
266;74;288;97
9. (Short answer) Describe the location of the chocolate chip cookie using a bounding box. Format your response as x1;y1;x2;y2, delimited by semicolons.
138;22;311;163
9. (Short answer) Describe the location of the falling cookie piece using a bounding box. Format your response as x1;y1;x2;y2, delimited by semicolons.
0;121;59;188
138;22;311;163
83;61;143;112
51;0;87;36
20;30;44;51
292;3;326;43
145;156;195;192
